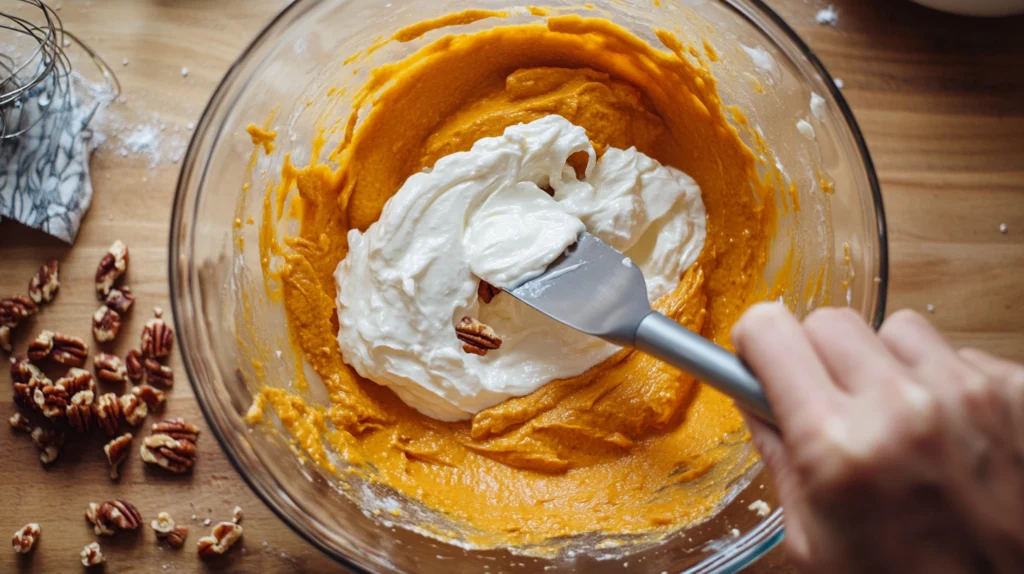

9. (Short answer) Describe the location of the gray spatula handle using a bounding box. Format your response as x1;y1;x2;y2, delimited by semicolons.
634;312;776;427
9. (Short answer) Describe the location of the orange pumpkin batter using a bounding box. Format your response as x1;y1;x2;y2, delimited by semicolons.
255;12;778;550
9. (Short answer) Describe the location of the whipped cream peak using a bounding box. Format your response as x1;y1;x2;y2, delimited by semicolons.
335;115;706;421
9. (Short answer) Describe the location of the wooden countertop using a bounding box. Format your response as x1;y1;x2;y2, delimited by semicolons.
1;0;1021;572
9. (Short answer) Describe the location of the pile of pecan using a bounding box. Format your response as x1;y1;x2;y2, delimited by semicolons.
5;244;181;479
6;247;248;565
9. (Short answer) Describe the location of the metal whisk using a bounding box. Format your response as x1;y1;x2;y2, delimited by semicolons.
0;0;118;140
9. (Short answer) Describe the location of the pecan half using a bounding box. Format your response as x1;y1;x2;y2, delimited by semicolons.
125;348;144;382
10;355;43;384
144;357;173;386
34;385;69;421
478;281;500;304
104;433;133;480
26;330;53;362
0;295;37;328
13;382;39;411
165;526;189;549
141;313;174;359
94;353;127;383
132;384;166;411
152;512;188;548
9;412;33;433
66;390;96;433
104;287;135;315
13;367;50;412
29;260;60;304
80;541;104;566
93;392;122;436
85;500;142;535
12;522;40;554
95;240;129;296
92;306;122;343
51;332;88;367
151;418;199;443
30;427;63;465
120;393;148;426
455;316;502;356
197;522;243;558
151;511;176;535
140;434;197;473
57;367;96;396
0;326;10;353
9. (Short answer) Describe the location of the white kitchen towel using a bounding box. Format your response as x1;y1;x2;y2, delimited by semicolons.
0;74;105;243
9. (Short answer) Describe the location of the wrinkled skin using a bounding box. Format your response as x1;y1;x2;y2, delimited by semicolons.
734;305;1024;573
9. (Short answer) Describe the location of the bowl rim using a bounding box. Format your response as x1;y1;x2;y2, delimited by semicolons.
169;1;888;572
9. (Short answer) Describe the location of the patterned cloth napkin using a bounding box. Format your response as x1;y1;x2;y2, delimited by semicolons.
0;75;105;243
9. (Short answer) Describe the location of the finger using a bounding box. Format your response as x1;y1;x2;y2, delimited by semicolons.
802;307;909;394
732;303;842;434
959;348;1024;445
959;348;1024;384
879;310;978;394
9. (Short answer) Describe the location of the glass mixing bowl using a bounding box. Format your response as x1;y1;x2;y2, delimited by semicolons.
170;1;887;572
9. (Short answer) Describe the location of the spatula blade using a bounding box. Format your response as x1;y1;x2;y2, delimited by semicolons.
507;232;652;346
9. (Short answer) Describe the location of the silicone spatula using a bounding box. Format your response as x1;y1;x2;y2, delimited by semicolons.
506;232;776;426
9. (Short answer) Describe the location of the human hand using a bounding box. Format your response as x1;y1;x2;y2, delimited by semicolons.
733;305;1024;574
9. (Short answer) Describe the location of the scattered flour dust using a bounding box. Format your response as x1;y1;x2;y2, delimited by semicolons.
96;108;189;169
75;70;192;170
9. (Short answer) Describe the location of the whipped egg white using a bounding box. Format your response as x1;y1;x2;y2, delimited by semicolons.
334;115;706;421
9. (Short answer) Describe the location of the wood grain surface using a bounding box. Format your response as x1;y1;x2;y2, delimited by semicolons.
0;0;1021;572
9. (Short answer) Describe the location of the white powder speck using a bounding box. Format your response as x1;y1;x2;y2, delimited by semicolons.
810;92;827;120
748;500;771;517
120;123;163;167
730;528;741;537
927;304;936;314
1000;223;1008;234
621;257;633;268
63;39;70;47
834;78;845;88
203;518;211;526
191;514;197;520
181;67;189;77
816;5;839;26
122;58;128;66
187;122;195;131
796;119;816;140
276;350;283;359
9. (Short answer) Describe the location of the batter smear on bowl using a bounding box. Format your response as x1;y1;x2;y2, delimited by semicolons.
254;10;780;551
